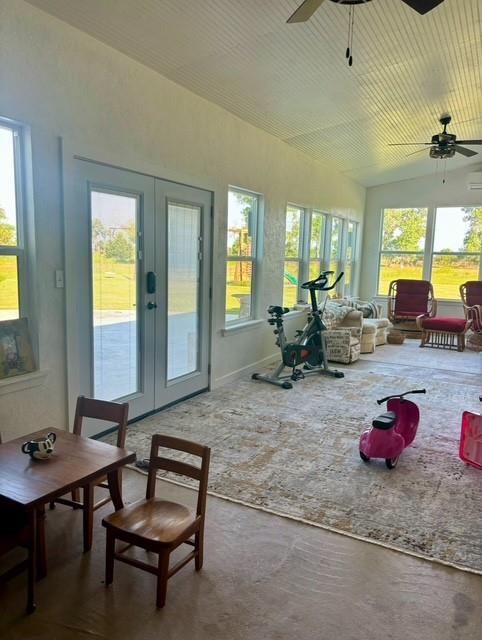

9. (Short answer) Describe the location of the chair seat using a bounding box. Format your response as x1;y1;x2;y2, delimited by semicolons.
420;317;468;333
103;498;198;545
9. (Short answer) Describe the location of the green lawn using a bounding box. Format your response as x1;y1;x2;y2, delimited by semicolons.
2;255;479;315
0;256;19;312
378;264;478;300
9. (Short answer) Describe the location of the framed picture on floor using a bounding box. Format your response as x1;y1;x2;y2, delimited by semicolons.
0;318;36;379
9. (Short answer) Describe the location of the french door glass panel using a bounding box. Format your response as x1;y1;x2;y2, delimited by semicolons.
91;190;140;400
167;202;200;380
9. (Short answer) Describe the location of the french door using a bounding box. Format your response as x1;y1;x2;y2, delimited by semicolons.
68;160;211;429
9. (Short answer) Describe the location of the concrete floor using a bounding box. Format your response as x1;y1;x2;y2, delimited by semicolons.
1;470;481;639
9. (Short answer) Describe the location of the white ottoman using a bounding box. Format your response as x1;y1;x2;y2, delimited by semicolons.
364;318;391;347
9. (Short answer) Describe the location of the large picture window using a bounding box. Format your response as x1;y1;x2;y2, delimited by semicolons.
225;188;260;324
431;207;482;300
0;122;25;321
378;208;428;295
283;206;358;307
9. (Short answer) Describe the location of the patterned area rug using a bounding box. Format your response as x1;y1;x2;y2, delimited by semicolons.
107;365;482;573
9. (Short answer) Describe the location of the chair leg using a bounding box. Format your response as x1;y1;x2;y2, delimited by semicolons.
156;550;170;609
72;488;81;508
36;506;47;580
26;511;36;614
83;483;94;553
49;501;55;510
195;528;204;571
105;529;115;587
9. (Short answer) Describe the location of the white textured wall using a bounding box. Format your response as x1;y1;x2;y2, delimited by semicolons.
360;163;482;315
0;0;365;439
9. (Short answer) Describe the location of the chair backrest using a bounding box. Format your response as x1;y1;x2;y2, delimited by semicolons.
146;434;210;518
390;279;433;317
460;281;482;308
73;396;129;448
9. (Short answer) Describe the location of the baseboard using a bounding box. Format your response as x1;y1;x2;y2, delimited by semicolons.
213;352;279;388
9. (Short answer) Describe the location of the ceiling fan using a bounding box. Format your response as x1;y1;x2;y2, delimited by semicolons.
389;115;482;159
286;0;445;24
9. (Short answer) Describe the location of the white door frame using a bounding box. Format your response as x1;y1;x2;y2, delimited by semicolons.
62;142;213;431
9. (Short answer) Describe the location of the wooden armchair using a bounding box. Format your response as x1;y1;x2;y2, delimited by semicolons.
50;396;129;551
460;281;482;347
388;279;437;325
102;434;210;608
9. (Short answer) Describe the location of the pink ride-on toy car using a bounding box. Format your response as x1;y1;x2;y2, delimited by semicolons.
359;389;426;469
459;411;482;470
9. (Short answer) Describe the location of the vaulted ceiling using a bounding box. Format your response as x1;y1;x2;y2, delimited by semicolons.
27;0;482;186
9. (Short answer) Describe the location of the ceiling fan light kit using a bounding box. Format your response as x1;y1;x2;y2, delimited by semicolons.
389;115;482;161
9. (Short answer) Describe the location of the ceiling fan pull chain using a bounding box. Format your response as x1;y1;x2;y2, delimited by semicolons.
346;6;352;60
347;6;354;67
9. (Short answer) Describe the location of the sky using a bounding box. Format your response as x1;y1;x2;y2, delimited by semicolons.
0;126;17;240
434;207;475;252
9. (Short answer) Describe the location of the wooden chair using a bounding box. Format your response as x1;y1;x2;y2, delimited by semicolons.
460;281;482;348
0;433;37;613
388;279;437;325
50;396;129;550
102;434;210;608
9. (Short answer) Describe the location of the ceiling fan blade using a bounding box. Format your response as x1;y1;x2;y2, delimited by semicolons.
388;142;431;146
405;148;429;157
457;140;482;146
401;0;445;15
287;0;325;23
454;145;478;158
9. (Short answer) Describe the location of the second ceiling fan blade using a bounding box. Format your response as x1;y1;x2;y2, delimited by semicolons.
401;0;444;15
388;142;431;146
457;140;482;145
287;0;325;23
454;146;478;158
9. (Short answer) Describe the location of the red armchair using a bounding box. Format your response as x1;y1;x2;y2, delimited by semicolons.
460;281;482;348
388;279;437;325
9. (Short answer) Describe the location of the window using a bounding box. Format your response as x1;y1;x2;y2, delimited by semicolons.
308;211;327;281
282;207;358;307
343;221;358;297
283;205;304;308
225;188;259;324
0;123;25;321
378;208;428;295
431;207;481;300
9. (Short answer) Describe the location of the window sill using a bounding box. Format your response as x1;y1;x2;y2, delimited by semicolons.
0;369;49;397
284;309;308;318
222;319;264;336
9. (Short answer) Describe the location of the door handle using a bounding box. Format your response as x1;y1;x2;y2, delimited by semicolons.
146;271;156;294
147;301;157;310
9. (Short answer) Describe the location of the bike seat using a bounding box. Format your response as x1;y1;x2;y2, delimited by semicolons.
267;305;289;316
372;411;397;430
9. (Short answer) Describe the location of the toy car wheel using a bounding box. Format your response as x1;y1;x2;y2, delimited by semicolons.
359;451;370;463
385;457;399;469
282;381;293;389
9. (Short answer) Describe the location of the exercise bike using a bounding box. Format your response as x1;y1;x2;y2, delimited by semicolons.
252;271;345;389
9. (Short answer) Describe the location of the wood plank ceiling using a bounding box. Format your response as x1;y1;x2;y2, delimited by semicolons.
27;0;482;186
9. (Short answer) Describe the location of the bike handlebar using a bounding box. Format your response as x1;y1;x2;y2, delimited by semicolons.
377;389;426;405
301;271;344;291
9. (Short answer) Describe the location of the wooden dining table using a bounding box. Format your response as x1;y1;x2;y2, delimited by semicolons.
0;427;136;580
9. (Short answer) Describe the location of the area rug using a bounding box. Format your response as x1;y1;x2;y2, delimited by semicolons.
106;365;482;574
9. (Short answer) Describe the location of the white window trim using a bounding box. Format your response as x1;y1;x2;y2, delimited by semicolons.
225;186;262;327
